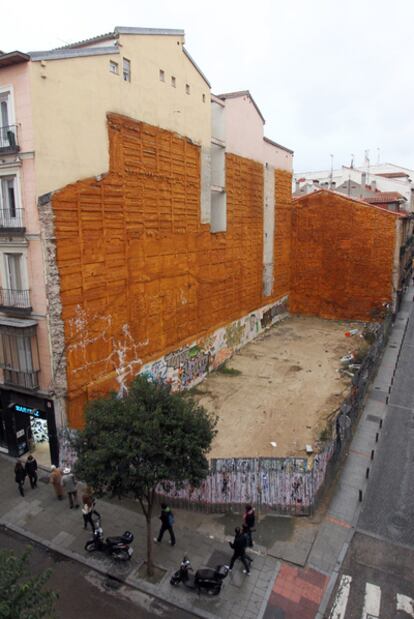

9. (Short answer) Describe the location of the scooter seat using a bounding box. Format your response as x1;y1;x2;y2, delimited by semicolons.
106;536;123;545
196;567;218;581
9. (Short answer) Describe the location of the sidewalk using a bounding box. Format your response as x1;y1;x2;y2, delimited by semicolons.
0;456;279;619
264;286;413;619
0;292;411;619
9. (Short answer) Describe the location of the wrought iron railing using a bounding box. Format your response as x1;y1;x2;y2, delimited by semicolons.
3;368;39;390
0;288;31;309
0;125;19;151
0;209;24;228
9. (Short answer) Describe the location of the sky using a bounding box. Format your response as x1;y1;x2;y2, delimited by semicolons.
2;0;413;172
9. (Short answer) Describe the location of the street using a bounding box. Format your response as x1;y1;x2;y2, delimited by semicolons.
0;526;195;619
325;300;414;618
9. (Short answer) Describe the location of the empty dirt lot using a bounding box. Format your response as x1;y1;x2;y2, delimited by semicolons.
194;316;364;459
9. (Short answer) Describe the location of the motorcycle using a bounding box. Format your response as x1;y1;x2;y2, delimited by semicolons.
84;519;134;561
170;555;229;595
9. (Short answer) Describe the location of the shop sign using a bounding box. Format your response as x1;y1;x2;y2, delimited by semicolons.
15;404;42;418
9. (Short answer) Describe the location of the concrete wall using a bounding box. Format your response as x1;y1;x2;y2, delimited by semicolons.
290;191;398;321
48;113;292;427
30;33;211;196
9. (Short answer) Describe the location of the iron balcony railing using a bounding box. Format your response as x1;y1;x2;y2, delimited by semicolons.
0;125;19;152
0;209;24;228
0;288;31;309
3;368;39;390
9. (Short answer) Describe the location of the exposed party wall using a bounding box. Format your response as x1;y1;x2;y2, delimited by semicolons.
50;113;292;427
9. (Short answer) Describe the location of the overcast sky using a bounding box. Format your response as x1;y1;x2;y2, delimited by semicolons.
2;0;413;172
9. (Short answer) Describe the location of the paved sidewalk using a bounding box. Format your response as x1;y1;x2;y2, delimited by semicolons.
0;457;279;619
264;287;413;618
1;291;411;619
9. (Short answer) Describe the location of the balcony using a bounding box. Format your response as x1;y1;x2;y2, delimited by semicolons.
0;209;25;235
0;289;31;315
0;125;19;154
3;368;39;390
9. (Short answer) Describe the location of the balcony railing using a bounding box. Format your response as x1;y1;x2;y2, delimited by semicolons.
0;289;31;311
3;368;39;390
0;209;24;230
0;125;19;153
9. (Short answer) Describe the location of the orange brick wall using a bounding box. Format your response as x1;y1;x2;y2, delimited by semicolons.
289;191;396;321
51;113;291;427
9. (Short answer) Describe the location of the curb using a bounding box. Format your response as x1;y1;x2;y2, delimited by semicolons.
0;520;219;619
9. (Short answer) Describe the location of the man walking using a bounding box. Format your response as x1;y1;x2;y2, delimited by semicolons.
228;527;252;574
242;504;256;547
25;455;38;489
62;467;79;508
154;503;176;546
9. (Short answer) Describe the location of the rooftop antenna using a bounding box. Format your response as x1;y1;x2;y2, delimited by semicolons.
350;153;354;169
329;154;334;189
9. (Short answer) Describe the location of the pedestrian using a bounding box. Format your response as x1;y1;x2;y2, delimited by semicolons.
242;503;256;547
82;494;100;531
25;454;38;489
14;460;26;497
228;527;252;574
49;464;64;500
154;502;175;546
62;467;79;509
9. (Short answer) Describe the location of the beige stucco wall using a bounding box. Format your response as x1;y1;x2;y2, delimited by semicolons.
30;34;212;196
223;95;264;162
263;139;293;172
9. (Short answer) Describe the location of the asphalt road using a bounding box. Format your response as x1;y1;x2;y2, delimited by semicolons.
325;300;414;618
0;526;195;619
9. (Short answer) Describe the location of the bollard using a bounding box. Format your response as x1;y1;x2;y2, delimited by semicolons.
375;433;379;443
386;396;389;404
359;490;363;502
379;419;383;429
371;449;374;460
366;467;370;479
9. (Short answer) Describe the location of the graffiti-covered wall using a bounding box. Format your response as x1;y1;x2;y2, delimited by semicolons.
141;295;288;390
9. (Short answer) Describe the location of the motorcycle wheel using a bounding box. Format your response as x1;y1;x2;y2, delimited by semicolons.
170;573;181;586
84;541;97;552
207;585;221;596
112;549;131;561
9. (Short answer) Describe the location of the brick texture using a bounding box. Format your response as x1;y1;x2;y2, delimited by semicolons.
51;113;291;427
289;191;396;321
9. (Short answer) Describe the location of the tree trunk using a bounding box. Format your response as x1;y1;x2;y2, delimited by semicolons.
146;508;154;577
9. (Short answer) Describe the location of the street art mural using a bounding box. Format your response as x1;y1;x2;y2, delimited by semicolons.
157;456;313;513
141;296;288;391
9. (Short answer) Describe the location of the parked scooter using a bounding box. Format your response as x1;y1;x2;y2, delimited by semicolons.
170;555;229;595
84;519;134;561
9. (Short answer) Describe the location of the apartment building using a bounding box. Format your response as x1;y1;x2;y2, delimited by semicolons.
0;28;293;465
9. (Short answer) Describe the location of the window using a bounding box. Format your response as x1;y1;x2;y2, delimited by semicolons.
171;76;176;88
0;176;19;225
202;93;206;103
185;84;190;95
159;69;165;82
5;253;23;290
0;323;40;390
123;58;131;82
109;61;119;74
1;253;29;309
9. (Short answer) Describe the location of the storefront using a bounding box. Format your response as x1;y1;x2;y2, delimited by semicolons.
0;388;59;465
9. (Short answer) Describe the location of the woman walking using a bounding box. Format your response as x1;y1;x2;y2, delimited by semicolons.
25;454;38;489
14;460;26;497
82;494;100;531
49;465;64;500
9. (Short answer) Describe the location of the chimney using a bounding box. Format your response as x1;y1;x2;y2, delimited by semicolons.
295;178;301;192
371;180;376;192
331;181;336;189
313;179;320;186
361;172;367;198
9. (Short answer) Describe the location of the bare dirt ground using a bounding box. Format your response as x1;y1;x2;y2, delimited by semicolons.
193;315;365;459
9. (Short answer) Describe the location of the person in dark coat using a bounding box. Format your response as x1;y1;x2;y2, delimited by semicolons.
154;503;175;546
228;527;252;574
25;455;38;489
82;494;100;531
242;504;256;547
14;460;26;497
